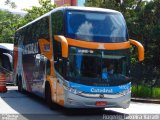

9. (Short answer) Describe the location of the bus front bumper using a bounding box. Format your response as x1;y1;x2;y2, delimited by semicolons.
64;90;131;109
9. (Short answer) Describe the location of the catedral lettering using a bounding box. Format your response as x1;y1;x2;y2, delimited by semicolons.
14;6;144;109
91;88;113;93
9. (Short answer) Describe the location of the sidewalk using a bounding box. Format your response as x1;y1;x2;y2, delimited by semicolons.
131;97;160;104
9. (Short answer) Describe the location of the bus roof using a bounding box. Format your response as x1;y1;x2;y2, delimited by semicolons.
17;6;120;31
63;6;120;13
0;43;13;51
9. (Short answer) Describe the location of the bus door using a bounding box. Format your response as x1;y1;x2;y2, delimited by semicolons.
46;59;57;103
46;59;64;105
56;72;65;106
53;43;66;105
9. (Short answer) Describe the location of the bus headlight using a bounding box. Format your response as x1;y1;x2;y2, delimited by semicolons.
63;80;82;95
68;87;82;95
120;88;131;96
64;86;82;95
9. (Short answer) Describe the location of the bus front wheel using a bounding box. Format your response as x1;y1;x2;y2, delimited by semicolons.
17;76;24;93
45;83;54;109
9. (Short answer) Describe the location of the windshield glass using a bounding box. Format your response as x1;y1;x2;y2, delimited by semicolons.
66;47;130;86
66;10;128;43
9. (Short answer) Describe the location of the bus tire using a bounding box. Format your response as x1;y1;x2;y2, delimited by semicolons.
16;75;18;86
17;76;24;93
45;82;54;109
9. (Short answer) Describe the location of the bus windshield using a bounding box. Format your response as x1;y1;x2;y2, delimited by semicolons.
66;10;128;43
66;47;130;86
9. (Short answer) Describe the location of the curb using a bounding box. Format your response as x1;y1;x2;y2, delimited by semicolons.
131;98;160;104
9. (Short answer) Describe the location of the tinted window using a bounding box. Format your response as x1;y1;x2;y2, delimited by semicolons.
67;47;130;86
52;11;64;35
66;10;128;43
53;40;63;75
35;17;49;40
52;11;66;76
23;17;49;45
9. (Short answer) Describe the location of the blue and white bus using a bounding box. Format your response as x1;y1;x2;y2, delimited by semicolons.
14;7;144;109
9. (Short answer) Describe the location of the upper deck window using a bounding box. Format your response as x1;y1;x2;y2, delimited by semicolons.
66;10;128;43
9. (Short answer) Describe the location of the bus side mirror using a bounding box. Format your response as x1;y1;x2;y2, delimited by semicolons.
54;35;68;58
130;39;144;61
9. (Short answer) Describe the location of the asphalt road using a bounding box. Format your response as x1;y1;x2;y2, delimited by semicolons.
0;86;160;120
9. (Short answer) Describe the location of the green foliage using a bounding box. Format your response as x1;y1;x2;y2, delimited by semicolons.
0;0;56;43
132;85;160;98
85;0;160;90
130;46;138;64
23;0;56;24
5;0;17;9
0;10;21;43
86;0;160;99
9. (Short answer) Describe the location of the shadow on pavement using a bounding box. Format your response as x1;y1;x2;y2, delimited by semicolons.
0;87;129;120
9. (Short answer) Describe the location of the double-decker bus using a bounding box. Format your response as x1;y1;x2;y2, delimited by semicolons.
14;7;144;109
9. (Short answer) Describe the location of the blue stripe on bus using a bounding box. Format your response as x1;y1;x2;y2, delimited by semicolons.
69;82;131;94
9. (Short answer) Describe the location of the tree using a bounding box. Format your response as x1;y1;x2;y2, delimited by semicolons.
85;0;160;87
0;0;57;43
5;0;17;9
0;10;21;43
23;0;56;24
85;0;147;40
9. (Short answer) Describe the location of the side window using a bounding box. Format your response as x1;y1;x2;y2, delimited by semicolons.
52;11;64;35
23;17;50;45
53;40;63;74
53;40;67;77
46;60;51;75
34;54;47;79
23;27;28;45
37;17;50;40
52;11;65;76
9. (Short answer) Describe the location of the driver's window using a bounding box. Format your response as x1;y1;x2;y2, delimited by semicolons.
46;60;51;75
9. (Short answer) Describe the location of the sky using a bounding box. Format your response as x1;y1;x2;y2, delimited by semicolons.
0;0;54;13
0;0;151;14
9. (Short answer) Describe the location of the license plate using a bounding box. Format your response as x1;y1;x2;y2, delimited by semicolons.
95;101;107;106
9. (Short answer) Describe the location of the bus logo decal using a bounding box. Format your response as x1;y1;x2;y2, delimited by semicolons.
99;94;104;98
98;43;105;49
91;88;113;93
23;42;38;55
44;44;50;51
